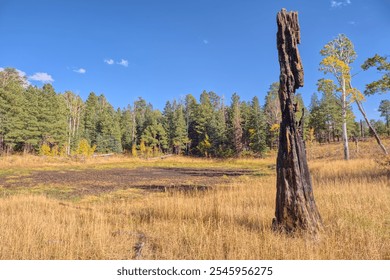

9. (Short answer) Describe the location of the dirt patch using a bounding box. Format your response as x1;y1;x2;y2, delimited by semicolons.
0;167;255;199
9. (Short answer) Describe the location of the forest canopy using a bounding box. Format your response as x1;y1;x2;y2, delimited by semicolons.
0;67;386;157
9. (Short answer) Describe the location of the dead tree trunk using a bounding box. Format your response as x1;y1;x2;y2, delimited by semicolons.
348;81;388;155
355;99;388;155
272;9;322;234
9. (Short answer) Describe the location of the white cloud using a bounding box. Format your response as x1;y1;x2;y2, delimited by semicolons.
331;1;343;8
331;0;351;8
104;58;129;67
203;39;209;44
348;21;356;25
73;68;86;74
28;72;54;83
16;69;27;78
104;59;114;65
117;59;128;67
0;67;4;72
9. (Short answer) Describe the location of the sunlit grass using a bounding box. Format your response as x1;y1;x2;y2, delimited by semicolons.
0;138;389;259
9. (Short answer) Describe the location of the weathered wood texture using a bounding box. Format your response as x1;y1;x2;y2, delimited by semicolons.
273;9;322;234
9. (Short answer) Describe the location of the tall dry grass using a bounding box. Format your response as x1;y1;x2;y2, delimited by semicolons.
0;139;389;259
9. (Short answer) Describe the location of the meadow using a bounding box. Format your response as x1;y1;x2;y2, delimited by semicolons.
0;139;389;260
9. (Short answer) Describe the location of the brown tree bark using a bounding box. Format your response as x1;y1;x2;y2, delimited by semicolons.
272;9;322;234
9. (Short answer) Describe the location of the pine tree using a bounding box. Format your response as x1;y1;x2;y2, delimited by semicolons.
172;103;188;154
141;108;167;154
231;93;243;156
38;84;68;148
206;92;228;157
162;101;174;153
95;94;122;153
0;68;29;153
22;86;41;153
361;54;390;96
134;97;148;146
309;79;356;143
213;97;228;157
184;94;198;155
240;101;252;152
248;96;267;156
120;105;135;152
318;79;341;142
195;91;214;156
378;100;390;136
264;82;281;149
83;92;99;146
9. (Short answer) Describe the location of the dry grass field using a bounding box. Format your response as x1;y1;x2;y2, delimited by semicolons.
0;139;389;260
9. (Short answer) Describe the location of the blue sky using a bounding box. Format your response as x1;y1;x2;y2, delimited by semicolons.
0;0;389;120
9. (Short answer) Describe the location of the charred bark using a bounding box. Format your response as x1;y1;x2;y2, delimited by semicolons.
272;9;322;234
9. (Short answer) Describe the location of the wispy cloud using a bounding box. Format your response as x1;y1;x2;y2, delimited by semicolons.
73;68;86;74
28;72;54;83
117;59;128;67
348;21;356;25
104;58;129;67
16;69;27;78
331;0;351;8
203;39;209;44
331;1;343;8
104;59;114;65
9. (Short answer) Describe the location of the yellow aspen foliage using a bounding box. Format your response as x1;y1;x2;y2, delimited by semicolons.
139;140;146;156
131;143;137;157
76;139;96;157
320;55;351;85
50;145;59;156
349;87;365;103
270;123;280;132
198;134;211;157
39;143;51;156
146;146;153;158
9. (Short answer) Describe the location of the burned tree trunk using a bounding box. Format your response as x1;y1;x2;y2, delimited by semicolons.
272;9;322;234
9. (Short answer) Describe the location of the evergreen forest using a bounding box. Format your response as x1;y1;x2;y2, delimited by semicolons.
0;65;388;158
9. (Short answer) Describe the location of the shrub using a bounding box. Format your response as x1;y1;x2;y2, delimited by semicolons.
75;139;96;157
131;143;137;157
39;143;51;156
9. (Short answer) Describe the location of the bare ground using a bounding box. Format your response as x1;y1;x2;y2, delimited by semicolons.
0;167;256;199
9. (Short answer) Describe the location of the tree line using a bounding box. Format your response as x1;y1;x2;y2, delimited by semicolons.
0;35;388;158
0;70;268;157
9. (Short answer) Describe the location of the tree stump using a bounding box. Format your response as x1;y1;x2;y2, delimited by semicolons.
272;9;322;234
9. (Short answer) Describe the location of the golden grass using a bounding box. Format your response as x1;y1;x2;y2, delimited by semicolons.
0;139;389;260
0;154;274;177
307;137;390;161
